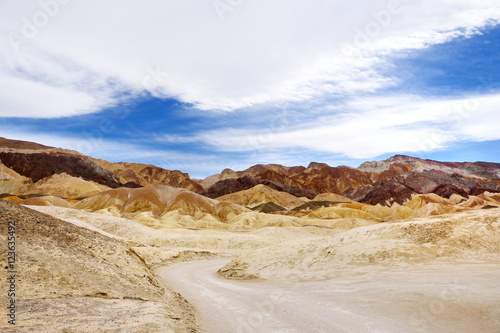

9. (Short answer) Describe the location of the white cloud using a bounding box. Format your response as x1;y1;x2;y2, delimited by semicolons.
0;0;499;116
0;74;110;118
192;93;500;159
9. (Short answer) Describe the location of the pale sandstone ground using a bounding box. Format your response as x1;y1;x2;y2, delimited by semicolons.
162;259;500;333
219;208;500;280
0;201;200;332
4;202;499;332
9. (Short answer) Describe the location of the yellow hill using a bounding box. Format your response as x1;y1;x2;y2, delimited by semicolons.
21;195;73;208
362;205;414;221
410;203;462;218
74;185;250;229
403;193;455;210
313;192;353;203
459;196;486;209
304;206;382;221
216;184;308;210
13;173;110;198
0;161;31;194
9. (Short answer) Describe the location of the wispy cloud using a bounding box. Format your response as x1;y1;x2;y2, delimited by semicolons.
1;0;499;116
186;93;500;159
1;1;500;176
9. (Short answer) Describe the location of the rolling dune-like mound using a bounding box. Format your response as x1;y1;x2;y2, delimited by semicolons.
216;184;309;210
74;185;249;227
12;173;110;199
449;193;468;204
361;205;414;221
303;206;382;221
459;193;500;209
410;202;461;218
403;193;456;210
0;179;27;195
0;161;26;180
76;185;183;216
313;192;353;202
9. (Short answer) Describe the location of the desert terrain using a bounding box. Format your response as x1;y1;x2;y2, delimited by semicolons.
1;138;500;332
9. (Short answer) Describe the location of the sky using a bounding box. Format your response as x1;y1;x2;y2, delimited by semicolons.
0;0;500;178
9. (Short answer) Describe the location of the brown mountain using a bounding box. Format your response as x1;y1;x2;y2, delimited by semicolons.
200;155;500;206
290;163;374;193
199;164;306;189
3;137;500;207
199;162;374;199
199;175;318;199
0;136;53;150
0;138;201;196
96;160;202;192
0;149;122;188
358;180;417;206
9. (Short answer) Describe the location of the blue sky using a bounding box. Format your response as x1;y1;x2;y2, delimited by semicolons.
1;1;500;178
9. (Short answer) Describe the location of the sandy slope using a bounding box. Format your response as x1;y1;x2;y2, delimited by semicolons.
16;204;500;332
161;259;500;333
0;201;199;332
219;209;500;280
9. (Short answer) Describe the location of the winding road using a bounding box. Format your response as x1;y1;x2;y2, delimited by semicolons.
158;259;500;333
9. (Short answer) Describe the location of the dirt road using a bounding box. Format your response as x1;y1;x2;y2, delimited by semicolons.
158;259;500;333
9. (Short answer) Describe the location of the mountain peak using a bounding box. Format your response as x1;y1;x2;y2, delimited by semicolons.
385;155;421;163
307;162;330;169
0;137;53;150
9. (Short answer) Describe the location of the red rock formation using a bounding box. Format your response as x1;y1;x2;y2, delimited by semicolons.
359;180;416;206
199;175;318;199
96;160;202;192
0;151;122;188
429;184;469;199
0;138;202;193
291;164;374;194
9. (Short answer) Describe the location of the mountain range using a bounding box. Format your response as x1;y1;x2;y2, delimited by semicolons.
2;136;500;230
2;137;500;205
